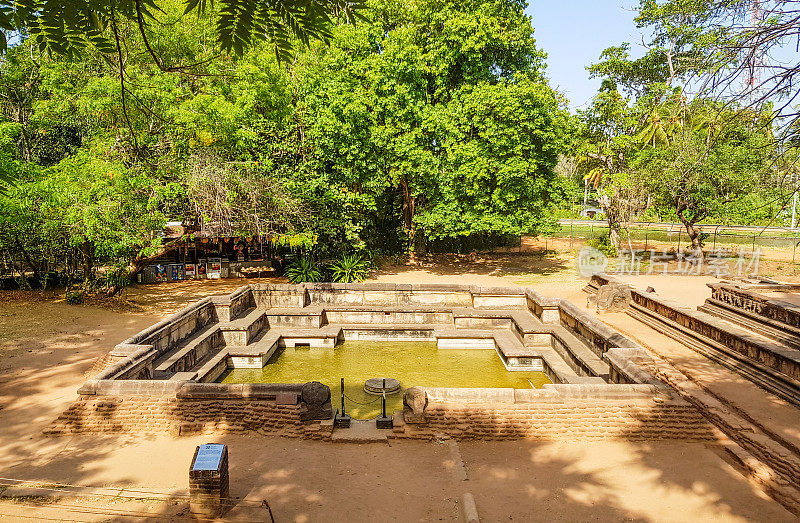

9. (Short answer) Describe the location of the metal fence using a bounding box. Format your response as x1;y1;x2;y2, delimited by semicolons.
552;220;800;263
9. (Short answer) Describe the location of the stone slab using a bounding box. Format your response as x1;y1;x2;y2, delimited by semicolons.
330;420;389;443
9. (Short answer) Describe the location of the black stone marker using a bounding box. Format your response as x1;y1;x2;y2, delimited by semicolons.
189;443;229;518
334;377;351;428
376;378;394;429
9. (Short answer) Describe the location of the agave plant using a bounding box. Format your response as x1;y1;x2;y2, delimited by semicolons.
285;256;323;283
329;253;371;283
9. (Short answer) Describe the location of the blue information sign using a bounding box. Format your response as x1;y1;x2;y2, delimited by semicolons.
192;444;225;471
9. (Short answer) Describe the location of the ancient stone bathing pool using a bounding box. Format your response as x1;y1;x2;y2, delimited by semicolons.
221;341;552;418
48;283;717;442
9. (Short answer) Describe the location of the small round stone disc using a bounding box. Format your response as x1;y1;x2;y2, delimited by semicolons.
364;377;401;395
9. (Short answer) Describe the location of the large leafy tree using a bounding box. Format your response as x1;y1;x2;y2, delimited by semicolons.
579;0;788;250
0;0;571;292
0;0;364;193
420;77;570;240
0;2;312;289
297;0;569;255
611;0;800;144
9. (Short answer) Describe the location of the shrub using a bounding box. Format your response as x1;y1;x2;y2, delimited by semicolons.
585;234;616;257
285;256;324;283
104;268;130;290
65;290;85;305
329;253;371;283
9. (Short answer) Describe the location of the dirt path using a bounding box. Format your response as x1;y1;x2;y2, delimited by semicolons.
1;436;794;522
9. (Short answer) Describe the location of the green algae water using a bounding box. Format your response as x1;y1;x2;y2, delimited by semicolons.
220;341;551;419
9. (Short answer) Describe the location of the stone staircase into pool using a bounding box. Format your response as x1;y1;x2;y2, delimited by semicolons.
50;283;713;443
112;284;617;386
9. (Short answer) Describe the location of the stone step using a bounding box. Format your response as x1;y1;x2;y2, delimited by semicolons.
700;300;800;350
218;307;267;345
549;325;610;380
152;324;221;377
330;420;389;443
493;330;536;357
192;349;229;383
226;337;281;369
537;348;581;383
338;324;436;341
265;308;323;328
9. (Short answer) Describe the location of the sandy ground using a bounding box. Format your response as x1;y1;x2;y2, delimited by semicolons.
374;253;722;308
0;258;797;521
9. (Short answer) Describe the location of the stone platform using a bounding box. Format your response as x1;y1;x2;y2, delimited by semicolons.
586;274;800;407
50;283;691;443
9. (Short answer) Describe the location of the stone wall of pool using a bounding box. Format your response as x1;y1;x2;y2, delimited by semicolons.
46;283;715;441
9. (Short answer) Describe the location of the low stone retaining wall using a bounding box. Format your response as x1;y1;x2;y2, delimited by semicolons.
708;283;800;331
399;398;716;441
112;298;218;360
592;274;800;382
47;385;713;442
47;382;308;436
558;300;639;358
253;283;530;309
46;395;305;436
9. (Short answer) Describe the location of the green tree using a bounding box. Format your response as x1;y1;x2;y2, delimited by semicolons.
419;76;570;240
576;80;644;249
635;104;775;250
0;0;364;61
296;0;567;255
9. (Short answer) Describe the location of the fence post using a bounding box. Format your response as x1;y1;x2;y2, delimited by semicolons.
752;234;756;256
712;226;719;251
570;220;574;250
677;228;682;254
645;231;648;251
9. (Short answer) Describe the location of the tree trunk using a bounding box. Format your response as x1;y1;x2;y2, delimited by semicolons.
18;114;32;162
400;177;422;264
677;210;704;256
685;222;703;252
14;238;40;285
596;192;621;251
608;222;621;251
80;241;94;282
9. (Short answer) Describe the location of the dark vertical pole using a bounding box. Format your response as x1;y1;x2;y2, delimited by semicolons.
381;379;387;419
340;378;346;417
570;220;574;250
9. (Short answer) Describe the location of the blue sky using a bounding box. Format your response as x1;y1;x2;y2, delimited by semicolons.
526;1;645;109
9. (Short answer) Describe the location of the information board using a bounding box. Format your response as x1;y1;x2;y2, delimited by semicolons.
192;443;225;471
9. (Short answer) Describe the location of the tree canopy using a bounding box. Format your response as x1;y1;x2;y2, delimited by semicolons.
0;0;571;291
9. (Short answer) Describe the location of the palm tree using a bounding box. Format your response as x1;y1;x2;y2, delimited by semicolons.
635;93;687;147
